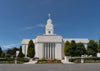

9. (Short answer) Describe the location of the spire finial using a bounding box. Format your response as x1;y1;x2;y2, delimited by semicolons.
48;13;51;19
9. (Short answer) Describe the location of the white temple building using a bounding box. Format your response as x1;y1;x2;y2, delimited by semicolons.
22;14;89;60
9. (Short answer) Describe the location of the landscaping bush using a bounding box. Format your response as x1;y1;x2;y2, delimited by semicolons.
0;57;29;63
69;57;100;63
17;58;29;62
6;58;14;61
0;58;7;61
37;58;62;64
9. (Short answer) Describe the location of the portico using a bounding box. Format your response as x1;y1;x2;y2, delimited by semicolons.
43;43;55;59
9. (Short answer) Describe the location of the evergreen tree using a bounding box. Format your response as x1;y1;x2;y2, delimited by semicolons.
18;46;25;58
97;38;100;52
64;41;72;56
1;52;5;58
0;47;2;57
87;40;98;56
27;39;35;58
76;43;86;56
71;40;77;56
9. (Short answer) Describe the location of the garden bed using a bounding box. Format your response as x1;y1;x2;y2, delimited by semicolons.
36;58;62;64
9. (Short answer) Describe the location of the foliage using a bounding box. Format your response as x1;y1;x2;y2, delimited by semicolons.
97;38;100;52
17;57;29;62
18;46;25;58
34;57;39;59
64;41;72;56
71;40;77;56
76;43;86;56
27;39;35;58
37;58;62;64
5;54;11;58
0;58;29;62
41;58;46;61
1;52;5;58
87;40;98;56
7;47;19;56
0;47;2;57
69;57;100;63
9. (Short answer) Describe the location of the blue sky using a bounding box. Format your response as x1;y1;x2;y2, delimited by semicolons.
0;0;100;50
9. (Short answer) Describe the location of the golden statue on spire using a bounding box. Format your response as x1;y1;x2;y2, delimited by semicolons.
48;13;51;19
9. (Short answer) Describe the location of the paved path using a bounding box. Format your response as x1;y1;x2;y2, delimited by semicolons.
0;63;100;71
61;60;75;64
23;60;37;64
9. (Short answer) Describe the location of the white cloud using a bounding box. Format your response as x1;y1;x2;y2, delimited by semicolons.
2;43;21;49
23;23;45;31
37;24;45;27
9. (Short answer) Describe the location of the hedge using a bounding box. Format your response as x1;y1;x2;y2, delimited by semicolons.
0;58;29;62
69;57;100;63
17;58;29;62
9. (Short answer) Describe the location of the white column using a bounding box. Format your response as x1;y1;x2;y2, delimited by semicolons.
54;43;55;58
48;43;49;59
50;43;51;59
52;43;54;58
43;46;45;58
46;44;48;58
45;44;46;58
51;43;53;58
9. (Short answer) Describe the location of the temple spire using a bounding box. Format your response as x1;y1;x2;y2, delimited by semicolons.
48;13;51;19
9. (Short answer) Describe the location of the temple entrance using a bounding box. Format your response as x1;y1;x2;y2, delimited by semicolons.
43;43;55;59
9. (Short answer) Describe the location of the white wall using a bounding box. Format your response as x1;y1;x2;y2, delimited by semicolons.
55;43;62;60
37;43;44;59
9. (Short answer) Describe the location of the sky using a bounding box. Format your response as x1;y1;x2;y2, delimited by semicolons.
0;0;100;50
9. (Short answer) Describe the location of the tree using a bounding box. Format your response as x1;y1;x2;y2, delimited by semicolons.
27;39;35;58
7;47;19;56
64;41;72;56
5;54;11;58
87;40;98;56
71;40;77;57
76;43;86;56
1;52;5;58
97;38;100;52
0;47;2;57
18;46;25;58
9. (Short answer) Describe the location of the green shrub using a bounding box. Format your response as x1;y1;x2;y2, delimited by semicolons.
6;58;14;61
69;57;100;63
41;58;47;61
17;58;29;62
52;58;57;61
0;58;6;61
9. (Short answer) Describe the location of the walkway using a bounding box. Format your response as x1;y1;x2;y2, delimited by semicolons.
23;60;37;64
61;60;75;64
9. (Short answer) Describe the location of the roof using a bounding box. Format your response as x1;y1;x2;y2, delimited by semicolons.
22;39;35;44
63;38;89;43
36;35;62;43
